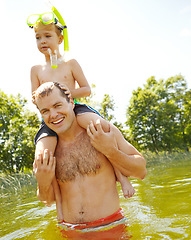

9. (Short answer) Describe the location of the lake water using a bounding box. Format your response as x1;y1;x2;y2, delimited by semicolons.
0;154;190;239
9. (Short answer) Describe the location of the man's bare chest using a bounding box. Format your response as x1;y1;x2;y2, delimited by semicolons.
55;132;101;182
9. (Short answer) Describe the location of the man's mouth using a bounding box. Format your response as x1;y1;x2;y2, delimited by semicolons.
52;117;65;125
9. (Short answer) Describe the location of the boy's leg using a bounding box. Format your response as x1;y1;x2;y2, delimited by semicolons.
77;113;135;198
114;167;135;199
76;113;110;132
35;137;64;221
35;136;57;160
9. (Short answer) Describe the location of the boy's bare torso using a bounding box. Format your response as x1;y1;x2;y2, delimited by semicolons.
55;130;120;223
34;60;76;91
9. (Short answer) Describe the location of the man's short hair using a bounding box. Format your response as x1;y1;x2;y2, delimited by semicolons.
32;82;70;107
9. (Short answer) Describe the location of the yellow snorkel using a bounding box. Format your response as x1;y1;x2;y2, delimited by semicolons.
51;6;69;52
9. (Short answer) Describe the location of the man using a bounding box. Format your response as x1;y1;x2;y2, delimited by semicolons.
32;82;147;237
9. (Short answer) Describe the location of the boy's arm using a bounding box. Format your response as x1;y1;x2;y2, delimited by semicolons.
69;59;91;98
31;65;41;94
87;120;147;180
33;150;56;205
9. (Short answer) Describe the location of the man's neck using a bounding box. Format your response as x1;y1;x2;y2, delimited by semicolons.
58;121;84;143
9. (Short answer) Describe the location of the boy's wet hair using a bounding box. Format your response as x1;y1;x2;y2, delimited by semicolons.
34;21;62;37
32;82;70;106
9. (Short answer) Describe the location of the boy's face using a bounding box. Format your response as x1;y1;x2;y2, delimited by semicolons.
35;23;62;55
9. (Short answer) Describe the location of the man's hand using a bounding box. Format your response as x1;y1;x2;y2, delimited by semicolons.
33;149;56;192
88;120;147;180
87;119;118;157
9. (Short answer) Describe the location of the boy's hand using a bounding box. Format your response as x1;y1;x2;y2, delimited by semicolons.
87;119;118;157
59;84;71;98
64;88;71;98
33;149;56;191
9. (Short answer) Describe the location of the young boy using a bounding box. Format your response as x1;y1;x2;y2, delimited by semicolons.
28;12;135;221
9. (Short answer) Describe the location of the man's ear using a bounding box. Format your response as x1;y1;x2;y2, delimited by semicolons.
59;35;64;44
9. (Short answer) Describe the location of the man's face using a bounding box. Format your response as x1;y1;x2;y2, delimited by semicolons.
36;87;75;135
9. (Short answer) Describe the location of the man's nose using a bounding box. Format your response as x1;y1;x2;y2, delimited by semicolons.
50;109;58;118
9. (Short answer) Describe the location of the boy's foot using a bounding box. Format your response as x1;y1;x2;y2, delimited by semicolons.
121;181;135;199
114;168;135;199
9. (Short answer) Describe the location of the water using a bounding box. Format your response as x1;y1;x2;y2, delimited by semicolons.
0;155;190;239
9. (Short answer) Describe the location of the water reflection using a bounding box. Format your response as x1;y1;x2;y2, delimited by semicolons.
0;156;190;239
120;157;191;239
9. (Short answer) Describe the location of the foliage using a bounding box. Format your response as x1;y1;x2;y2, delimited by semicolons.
143;151;191;167
78;85;134;142
0;90;40;173
77;87;128;138
99;94;115;121
0;173;37;196
75;84;98;107
126;75;191;152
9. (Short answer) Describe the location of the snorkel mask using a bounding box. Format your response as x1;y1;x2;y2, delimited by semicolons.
27;6;69;68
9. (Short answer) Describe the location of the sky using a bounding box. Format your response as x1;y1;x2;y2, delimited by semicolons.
1;0;191;123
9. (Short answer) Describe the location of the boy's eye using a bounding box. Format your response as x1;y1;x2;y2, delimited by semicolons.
46;35;51;38
36;36;40;40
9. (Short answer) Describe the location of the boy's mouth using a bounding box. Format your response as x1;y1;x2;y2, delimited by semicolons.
41;46;48;50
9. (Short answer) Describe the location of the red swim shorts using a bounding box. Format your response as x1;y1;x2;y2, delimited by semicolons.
58;208;131;240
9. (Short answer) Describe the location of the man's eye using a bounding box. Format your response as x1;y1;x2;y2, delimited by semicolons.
55;104;62;108
42;110;48;114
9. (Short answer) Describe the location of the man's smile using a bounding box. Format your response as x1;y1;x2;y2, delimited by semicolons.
51;117;65;125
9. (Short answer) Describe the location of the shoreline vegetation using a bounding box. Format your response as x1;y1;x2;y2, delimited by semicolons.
0;172;37;197
143;151;191;167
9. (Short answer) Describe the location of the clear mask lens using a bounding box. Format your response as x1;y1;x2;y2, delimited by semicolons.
28;14;40;25
41;13;54;24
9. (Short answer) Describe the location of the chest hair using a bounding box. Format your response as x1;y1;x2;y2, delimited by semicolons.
55;131;101;182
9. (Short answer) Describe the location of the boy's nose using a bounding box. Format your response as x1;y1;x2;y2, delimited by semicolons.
41;37;46;44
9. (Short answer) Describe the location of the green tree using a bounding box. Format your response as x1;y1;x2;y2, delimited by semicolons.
126;75;191;152
99;94;128;139
181;89;191;151
76;86;127;138
76;84;98;106
99;94;115;122
76;85;116;121
0;90;40;173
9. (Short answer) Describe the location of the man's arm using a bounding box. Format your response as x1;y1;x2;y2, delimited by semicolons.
87;120;147;180
33;149;56;205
